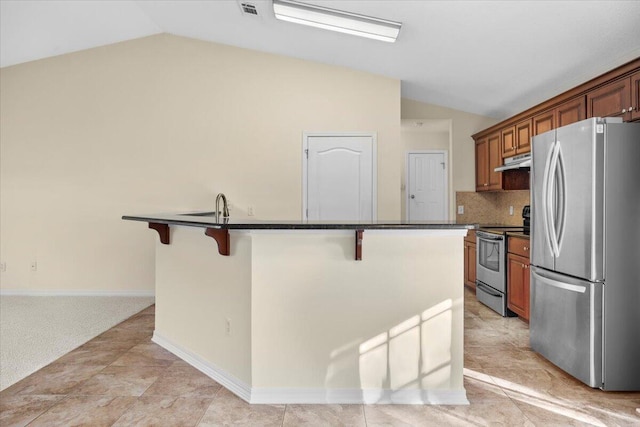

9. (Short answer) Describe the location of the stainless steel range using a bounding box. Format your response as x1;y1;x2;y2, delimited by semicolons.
476;228;517;317
475;206;530;317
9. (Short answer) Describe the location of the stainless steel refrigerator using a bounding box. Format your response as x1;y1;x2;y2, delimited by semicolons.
530;117;640;391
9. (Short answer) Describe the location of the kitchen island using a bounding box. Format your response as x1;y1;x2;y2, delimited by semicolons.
123;212;475;404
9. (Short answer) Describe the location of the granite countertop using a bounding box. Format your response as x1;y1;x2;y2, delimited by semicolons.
122;211;477;230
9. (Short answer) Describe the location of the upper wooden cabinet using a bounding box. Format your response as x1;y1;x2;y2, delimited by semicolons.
502;119;532;157
533;97;586;136
476;132;528;192
515;119;532;154
533;110;554;136
587;77;631;120
631;70;640;121
487;132;503;190
501;126;516;157
556;96;586;127
472;58;639;193
475;136;489;191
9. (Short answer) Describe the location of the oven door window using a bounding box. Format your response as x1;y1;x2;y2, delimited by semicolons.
478;238;501;272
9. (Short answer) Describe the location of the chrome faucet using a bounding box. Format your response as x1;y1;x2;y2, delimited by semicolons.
215;193;230;223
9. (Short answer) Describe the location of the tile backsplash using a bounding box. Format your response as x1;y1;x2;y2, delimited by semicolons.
456;190;530;226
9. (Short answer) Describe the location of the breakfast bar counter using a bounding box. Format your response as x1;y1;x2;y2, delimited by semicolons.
123;212;476;405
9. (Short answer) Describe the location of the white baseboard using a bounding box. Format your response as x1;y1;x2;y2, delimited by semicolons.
0;289;155;297
152;331;252;402
251;388;468;405
152;332;468;405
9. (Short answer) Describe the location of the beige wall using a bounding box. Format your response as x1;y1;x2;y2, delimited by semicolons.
401;99;499;218
155;227;253;384
0;34;401;293
251;230;465;394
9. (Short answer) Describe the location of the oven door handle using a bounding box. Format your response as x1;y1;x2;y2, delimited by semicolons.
477;282;502;297
477;233;503;242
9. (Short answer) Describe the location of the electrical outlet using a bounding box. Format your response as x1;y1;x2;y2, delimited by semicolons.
31;261;38;272
225;318;231;336
509;206;514;216
247;206;254;216
457;205;464;215
0;262;6;272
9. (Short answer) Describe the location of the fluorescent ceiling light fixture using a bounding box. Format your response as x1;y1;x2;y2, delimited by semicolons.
272;0;402;43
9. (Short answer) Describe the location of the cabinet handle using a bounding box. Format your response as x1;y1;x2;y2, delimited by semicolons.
523;246;529;251
630;106;635;111
622;108;627;113
484;183;488;187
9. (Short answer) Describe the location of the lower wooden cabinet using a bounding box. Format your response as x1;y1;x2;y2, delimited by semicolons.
507;236;530;321
464;241;476;290
507;253;530;320
464;230;476;290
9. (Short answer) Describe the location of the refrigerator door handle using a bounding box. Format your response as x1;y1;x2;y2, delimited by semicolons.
554;144;567;254
545;140;566;258
542;142;558;257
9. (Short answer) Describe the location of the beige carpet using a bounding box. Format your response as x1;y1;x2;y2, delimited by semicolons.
0;295;154;391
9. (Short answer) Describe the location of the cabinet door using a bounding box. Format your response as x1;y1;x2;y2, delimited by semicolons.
557;96;586;127
508;253;530;320
587;78;631;120
631;71;640;121
487;132;503;190
516;119;532;154
533;110;554;136
464;242;476;290
475;137;489;191
523;263;530;320
501;126;516;157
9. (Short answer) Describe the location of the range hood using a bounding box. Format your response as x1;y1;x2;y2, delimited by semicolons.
495;153;531;172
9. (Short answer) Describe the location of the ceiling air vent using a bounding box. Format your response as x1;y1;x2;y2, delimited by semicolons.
240;3;258;16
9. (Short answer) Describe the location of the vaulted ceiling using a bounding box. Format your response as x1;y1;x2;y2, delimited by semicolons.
2;0;639;119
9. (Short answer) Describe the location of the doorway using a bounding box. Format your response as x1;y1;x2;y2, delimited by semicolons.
406;151;448;221
302;133;377;221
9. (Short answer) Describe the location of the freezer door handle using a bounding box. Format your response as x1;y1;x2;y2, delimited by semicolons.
531;266;587;293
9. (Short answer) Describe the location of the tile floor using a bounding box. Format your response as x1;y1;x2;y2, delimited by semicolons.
1;288;639;426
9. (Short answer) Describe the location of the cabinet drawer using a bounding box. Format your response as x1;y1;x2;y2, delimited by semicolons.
509;236;530;258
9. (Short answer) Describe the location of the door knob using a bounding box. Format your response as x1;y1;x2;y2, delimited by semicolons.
410;195;415;199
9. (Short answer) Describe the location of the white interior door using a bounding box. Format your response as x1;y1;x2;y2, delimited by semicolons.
304;134;376;221
407;151;448;221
